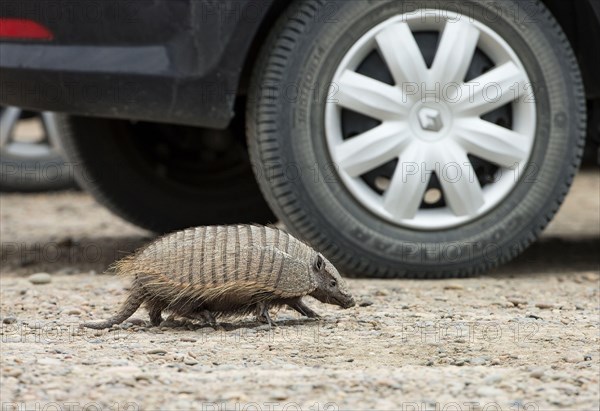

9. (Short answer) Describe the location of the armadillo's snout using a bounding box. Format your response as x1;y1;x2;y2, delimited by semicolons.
340;294;355;309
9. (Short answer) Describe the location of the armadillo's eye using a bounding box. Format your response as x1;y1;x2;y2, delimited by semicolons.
330;280;337;288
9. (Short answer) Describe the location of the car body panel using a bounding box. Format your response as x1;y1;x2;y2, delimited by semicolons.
0;0;277;128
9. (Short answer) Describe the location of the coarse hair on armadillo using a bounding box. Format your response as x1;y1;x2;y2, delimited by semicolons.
84;225;321;328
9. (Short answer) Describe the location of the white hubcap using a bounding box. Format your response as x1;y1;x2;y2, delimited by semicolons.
325;10;536;230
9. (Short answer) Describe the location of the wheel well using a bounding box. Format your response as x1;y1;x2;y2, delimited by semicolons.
237;0;292;96
542;0;600;100
238;0;600;101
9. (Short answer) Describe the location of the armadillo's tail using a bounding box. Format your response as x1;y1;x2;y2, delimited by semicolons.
82;287;144;330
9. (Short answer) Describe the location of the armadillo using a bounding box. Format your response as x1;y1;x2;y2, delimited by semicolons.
83;224;355;329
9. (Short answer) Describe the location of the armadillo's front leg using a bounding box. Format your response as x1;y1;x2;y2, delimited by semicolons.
255;301;275;327
200;310;217;327
183;310;218;329
287;298;320;319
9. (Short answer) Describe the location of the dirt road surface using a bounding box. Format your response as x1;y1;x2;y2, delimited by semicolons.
1;170;598;411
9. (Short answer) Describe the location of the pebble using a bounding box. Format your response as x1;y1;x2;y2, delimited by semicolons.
135;374;152;381
28;273;52;285
359;300;374;307
582;272;599;282
37;358;62;366
184;359;199;366
62;307;82;316
484;374;502;384
270;392;289;401
2;317;17;324
468;357;488;365
507;297;527;306
476;386;504;397
4;368;22;378
443;284;464;290
146;348;167;355
563;354;581;363
535;302;554;309
530;368;545;379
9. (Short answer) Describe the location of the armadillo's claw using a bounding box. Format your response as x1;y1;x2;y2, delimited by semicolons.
200;310;217;328
256;302;275;328
288;299;320;319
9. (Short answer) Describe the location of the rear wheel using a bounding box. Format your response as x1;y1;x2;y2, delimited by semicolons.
247;0;586;278
61;114;274;232
0;107;75;192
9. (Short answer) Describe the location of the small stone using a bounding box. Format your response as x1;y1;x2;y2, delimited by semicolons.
184;359;198;366
359;300;374;307
2;317;17;324
507;297;527;306
146;348;167;355
476;387;503;397
180;337;197;342
582;272;599;282
535;302;554;309
28;273;51;285
468;357;487;365
61;307;82;316
443;284;464;290
270;392;288;401
38;358;62;365
484;374;502;384
375;290;389;296
584;355;592;361
135;374;152;381
491;358;501;365
563;354;581;363
530;368;545;379
4;368;22;378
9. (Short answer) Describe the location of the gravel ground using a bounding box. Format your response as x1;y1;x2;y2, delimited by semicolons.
1;170;599;411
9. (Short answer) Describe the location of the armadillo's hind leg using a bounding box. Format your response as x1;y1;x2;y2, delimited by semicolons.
287;298;320;319
148;305;164;327
255;301;275;327
82;287;144;330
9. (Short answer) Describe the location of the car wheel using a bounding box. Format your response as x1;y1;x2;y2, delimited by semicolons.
60;114;275;233
0;106;76;192
247;0;586;278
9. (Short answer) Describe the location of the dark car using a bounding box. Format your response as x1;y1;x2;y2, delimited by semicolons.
1;0;599;278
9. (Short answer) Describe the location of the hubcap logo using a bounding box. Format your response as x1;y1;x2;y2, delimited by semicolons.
418;107;443;132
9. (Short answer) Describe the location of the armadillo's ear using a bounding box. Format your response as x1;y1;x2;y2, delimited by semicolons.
313;253;326;273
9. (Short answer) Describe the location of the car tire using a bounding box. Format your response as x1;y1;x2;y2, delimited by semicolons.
247;0;586;278
60;115;275;233
0;107;76;192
